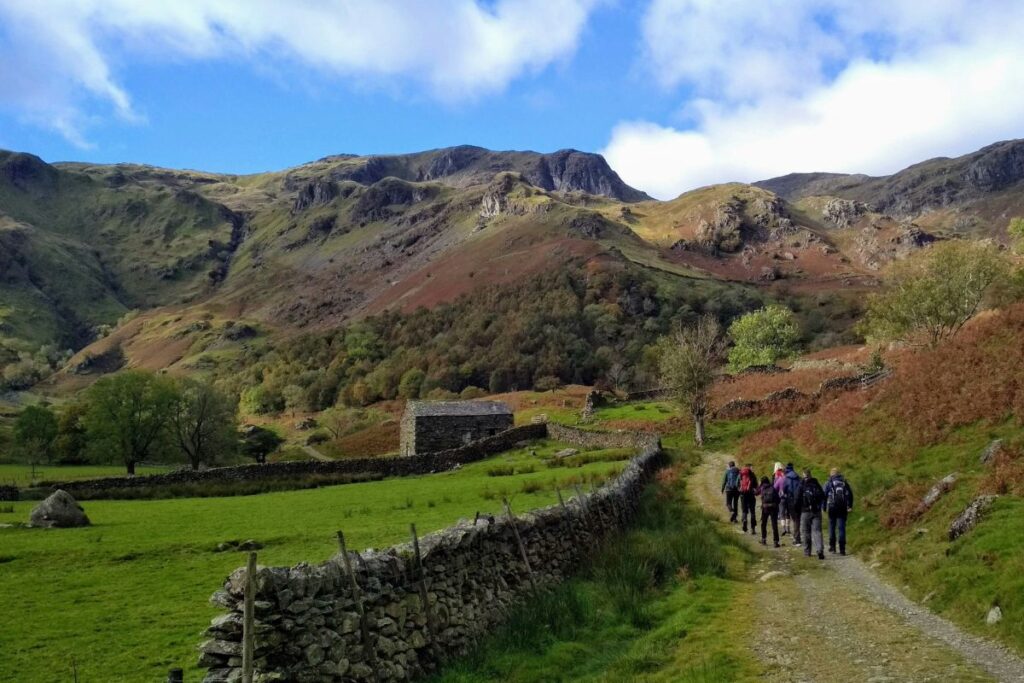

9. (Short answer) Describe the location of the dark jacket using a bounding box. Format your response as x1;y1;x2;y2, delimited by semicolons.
722;466;740;493
794;476;825;515
823;475;854;514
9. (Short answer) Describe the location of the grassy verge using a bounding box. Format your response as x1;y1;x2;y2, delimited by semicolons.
0;440;625;682
431;440;761;682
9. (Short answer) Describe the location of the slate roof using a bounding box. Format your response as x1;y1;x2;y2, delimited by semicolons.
405;400;512;418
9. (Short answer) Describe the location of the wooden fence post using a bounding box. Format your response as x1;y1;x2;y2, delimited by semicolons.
337;531;379;682
241;551;257;683
503;498;536;590
410;523;442;659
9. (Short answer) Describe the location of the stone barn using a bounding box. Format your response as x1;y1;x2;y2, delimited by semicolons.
400;400;514;456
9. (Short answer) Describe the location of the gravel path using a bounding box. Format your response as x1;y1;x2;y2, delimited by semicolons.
692;453;1024;683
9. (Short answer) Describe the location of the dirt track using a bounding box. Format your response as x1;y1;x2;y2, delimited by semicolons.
692;453;1024;682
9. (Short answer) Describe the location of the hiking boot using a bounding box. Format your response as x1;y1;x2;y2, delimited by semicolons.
828;546;836;553
759;538;766;545
781;529;789;536
774;542;780;548
804;550;811;557
840;548;846;556
817;552;825;560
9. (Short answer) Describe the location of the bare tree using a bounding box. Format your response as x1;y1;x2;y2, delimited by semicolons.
659;315;726;446
169;378;238;470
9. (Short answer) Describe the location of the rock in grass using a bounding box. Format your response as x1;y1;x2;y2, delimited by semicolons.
916;473;957;514
29;490;90;528
758;570;788;582
979;439;1003;465
554;448;578;458
987;605;1003;625
948;495;997;541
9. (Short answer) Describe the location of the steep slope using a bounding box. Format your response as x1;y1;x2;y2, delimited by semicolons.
0;151;241;350
755;138;1024;237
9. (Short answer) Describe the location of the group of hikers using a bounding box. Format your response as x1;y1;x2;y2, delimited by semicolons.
721;460;854;559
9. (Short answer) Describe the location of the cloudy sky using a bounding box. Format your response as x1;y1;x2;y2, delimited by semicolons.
2;0;1023;199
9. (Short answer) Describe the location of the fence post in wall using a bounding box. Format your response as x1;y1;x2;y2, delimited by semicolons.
503;497;536;591
241;551;257;683
337;531;379;682
410;523;442;660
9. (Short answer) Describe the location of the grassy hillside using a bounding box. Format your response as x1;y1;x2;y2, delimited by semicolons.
735;304;1024;651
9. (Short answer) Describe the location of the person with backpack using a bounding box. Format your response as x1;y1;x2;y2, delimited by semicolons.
772;462;790;537
721;461;741;523
823;467;854;555
781;463;802;545
795;468;826;559
757;475;780;547
738;463;759;534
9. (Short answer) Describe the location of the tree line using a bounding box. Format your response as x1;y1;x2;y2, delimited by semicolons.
9;371;283;475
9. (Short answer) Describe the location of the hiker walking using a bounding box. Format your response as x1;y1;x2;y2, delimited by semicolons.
823;468;854;555
721;460;741;523
738;463;758;534
772;462;789;537
781;463;802;544
757;475;780;547
795;468;826;560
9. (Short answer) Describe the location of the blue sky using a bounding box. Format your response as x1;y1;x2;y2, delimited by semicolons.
2;1;1023;198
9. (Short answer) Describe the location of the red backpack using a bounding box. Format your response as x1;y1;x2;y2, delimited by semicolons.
739;467;755;493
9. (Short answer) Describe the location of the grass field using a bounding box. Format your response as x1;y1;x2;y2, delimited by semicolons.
0;463;173;487
0;440;627;683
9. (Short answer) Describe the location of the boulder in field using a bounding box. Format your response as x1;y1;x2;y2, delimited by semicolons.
29;490;90;528
948;495;997;541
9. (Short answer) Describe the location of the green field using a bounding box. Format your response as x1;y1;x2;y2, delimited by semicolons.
0;440;627;683
0;463;173;487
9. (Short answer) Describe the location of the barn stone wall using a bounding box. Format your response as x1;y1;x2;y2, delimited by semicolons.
198;428;664;682
401;413;515;456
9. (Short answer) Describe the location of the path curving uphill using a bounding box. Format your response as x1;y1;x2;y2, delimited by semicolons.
692;452;1024;683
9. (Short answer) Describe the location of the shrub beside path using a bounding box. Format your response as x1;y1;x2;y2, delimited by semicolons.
692;452;1024;683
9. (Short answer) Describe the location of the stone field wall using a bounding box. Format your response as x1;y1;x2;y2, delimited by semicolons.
33;424;547;499
199;427;665;682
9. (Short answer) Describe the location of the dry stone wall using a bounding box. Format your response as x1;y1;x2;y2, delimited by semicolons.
199;428;664;682
34;424;546;499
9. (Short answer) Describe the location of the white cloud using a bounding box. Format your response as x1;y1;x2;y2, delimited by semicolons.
0;0;598;146
606;0;1024;199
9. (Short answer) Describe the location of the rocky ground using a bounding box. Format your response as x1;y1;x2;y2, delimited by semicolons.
691;453;1024;683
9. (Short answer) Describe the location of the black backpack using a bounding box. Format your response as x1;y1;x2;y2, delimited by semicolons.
801;481;821;511
828;479;849;513
762;486;780;508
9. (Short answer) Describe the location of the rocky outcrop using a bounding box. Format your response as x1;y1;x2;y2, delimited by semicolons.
948;495;997;541
292;179;339;213
198;431;664;682
479;174;533;219
525;149;651;202
29;490;90;528
352;178;438;222
696;200;744;253
822;198;868;227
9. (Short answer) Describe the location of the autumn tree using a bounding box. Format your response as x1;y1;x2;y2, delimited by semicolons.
659;315;726;446
169;378;238;470
861;241;1010;347
83;370;177;475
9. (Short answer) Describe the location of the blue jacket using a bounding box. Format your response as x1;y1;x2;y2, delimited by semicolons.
822;475;854;513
